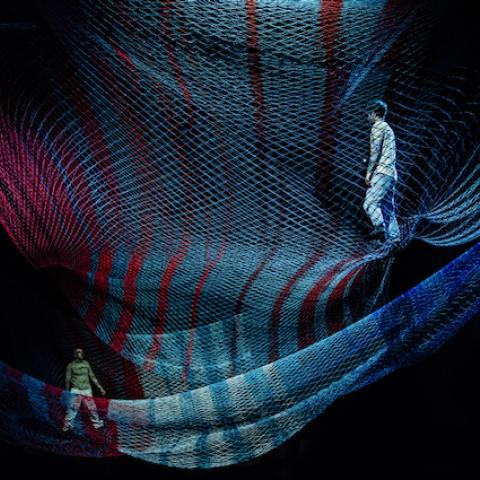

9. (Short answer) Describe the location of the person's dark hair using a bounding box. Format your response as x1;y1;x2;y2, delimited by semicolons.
368;100;388;119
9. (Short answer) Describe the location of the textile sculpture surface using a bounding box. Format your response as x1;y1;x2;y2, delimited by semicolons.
0;0;479;468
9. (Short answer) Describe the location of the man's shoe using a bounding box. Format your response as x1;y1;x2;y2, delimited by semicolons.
389;239;402;253
367;228;384;240
93;420;104;430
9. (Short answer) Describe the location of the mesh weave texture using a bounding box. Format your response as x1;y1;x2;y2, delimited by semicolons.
0;0;479;468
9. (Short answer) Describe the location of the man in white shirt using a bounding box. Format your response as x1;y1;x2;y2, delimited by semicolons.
363;100;400;244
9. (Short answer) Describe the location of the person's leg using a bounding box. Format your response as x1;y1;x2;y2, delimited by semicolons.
381;178;400;241
62;389;82;431
82;389;104;429
363;175;386;235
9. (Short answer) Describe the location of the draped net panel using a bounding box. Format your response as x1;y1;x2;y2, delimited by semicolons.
0;0;479;468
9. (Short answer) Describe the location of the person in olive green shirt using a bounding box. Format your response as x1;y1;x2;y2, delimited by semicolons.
62;348;106;432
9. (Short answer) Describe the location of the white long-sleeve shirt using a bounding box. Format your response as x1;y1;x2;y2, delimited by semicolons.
368;119;397;180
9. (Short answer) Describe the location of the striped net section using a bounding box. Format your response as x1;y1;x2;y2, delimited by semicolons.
0;0;479;468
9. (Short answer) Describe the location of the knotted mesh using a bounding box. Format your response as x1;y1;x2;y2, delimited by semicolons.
0;0;479;468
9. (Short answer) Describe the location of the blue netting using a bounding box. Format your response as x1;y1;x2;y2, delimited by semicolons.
0;0;479;468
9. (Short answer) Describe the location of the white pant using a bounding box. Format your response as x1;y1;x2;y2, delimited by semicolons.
363;173;400;240
63;388;103;429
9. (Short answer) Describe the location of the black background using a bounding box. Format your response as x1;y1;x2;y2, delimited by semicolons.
1;1;479;478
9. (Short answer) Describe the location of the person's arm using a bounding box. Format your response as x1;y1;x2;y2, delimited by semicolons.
65;363;72;390
87;362;106;395
366;124;384;184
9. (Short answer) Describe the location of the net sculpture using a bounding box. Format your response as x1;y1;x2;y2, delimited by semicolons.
0;0;479;468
